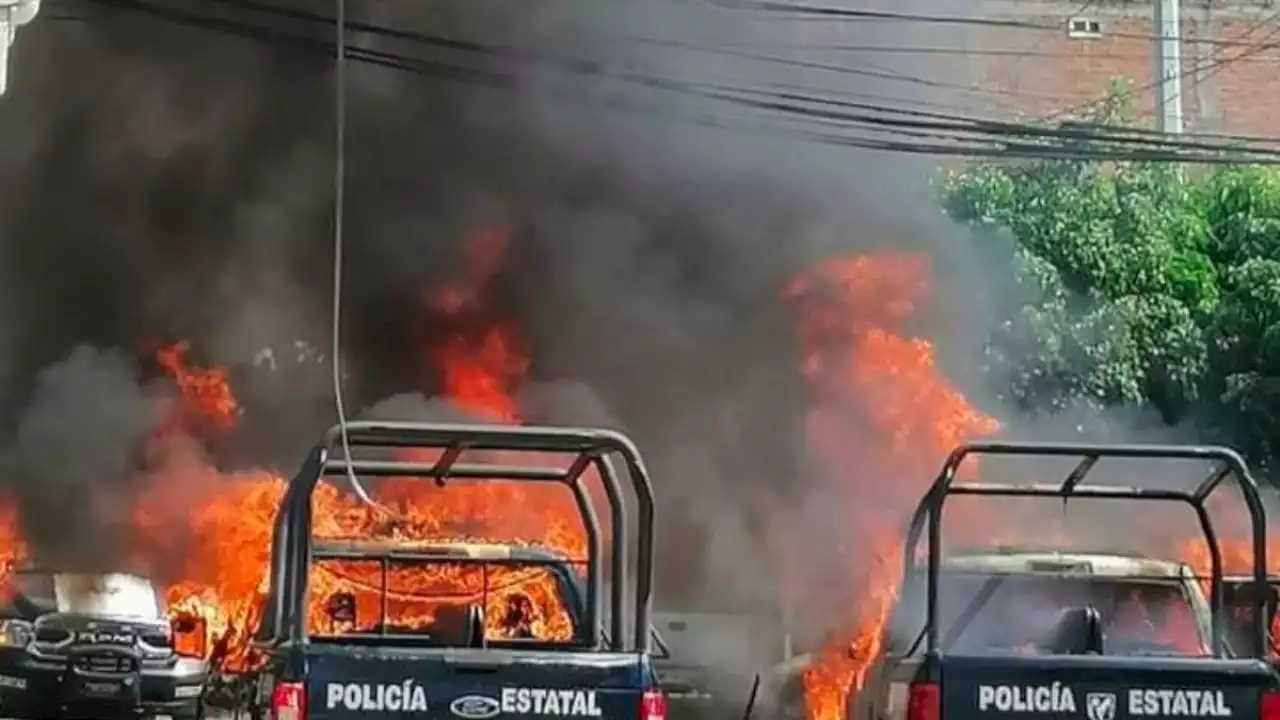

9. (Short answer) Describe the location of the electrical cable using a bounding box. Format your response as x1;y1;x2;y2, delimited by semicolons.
203;0;1093;110
1040;7;1280;124
725;85;1280;152
76;0;1280;164
997;0;1096;101
1183;10;1280;98
214;0;1280;134
167;7;1280;159
327;0;381;507
72;0;1199;61
187;0;1280;151
708;86;1280;161
689;0;1271;49
210;0;1257;53
606;36;1129;58
82;0;1274;152
50;0;1090;114
694;0;1065;29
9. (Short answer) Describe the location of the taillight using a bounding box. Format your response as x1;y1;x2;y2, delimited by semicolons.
907;683;940;720
271;681;307;720
1261;689;1280;720
641;688;668;720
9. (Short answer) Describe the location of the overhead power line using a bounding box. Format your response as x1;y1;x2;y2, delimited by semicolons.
1041;7;1280;124
695;0;1043;28
203;0;1103;113
73;0;1280;132
1183;9;1280;97
195;0;1280;151
692;0;1280;48
71;0;1280;165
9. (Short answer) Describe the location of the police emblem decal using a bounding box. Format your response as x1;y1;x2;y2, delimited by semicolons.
1086;693;1118;720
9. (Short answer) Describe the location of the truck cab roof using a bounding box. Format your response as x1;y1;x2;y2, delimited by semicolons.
311;538;571;563
890;548;1213;658
939;549;1194;580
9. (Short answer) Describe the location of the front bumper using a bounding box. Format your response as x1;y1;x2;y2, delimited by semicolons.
0;646;206;719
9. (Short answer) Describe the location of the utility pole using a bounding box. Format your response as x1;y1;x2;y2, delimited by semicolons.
0;0;41;97
1154;0;1184;134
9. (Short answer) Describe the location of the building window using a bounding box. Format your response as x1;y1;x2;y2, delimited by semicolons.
1067;17;1103;38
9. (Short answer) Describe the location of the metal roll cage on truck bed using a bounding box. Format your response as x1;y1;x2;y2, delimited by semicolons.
906;441;1271;658
250;421;664;720
891;441;1279;720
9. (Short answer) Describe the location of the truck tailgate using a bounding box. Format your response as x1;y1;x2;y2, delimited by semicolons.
941;656;1275;720
306;646;649;720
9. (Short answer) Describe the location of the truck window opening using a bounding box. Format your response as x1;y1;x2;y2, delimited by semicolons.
892;573;1206;656
309;558;583;647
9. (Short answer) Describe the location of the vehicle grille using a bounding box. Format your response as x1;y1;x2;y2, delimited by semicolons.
35;627;70;644
73;653;137;674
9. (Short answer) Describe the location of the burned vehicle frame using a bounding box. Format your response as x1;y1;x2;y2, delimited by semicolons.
903;441;1271;658
246;421;669;720
306;540;593;643
849;440;1280;720
1224;576;1280;661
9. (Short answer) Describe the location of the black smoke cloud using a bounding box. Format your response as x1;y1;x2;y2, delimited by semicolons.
2;345;163;569
0;0;995;668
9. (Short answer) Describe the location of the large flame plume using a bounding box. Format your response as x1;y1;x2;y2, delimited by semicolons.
784;252;1000;720
0;227;586;669
0;233;1270;720
786;253;1280;720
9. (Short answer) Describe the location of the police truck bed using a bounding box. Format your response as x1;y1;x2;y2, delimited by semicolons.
855;442;1280;720
246;422;668;720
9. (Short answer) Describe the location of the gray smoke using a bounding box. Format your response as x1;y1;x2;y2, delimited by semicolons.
359;393;488;425
0;0;1009;693
2;345;165;570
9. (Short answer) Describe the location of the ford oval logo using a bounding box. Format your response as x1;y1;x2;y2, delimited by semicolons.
451;695;501;720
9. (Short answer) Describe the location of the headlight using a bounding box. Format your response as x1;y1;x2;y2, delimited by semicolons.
0;620;32;648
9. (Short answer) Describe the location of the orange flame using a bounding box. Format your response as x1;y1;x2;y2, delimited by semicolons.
787;252;1280;720
154;340;241;439
0;238;1271;717
428;227;528;423
786;252;999;720
138;228;582;669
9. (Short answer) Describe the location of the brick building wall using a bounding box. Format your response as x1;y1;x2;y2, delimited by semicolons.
972;1;1280;136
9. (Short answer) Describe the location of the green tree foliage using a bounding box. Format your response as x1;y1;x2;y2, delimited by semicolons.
940;93;1280;471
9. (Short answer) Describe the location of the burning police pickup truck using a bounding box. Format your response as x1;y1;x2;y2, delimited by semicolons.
849;441;1280;720
242;421;667;720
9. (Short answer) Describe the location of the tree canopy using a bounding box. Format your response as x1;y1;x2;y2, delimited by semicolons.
940;96;1280;474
